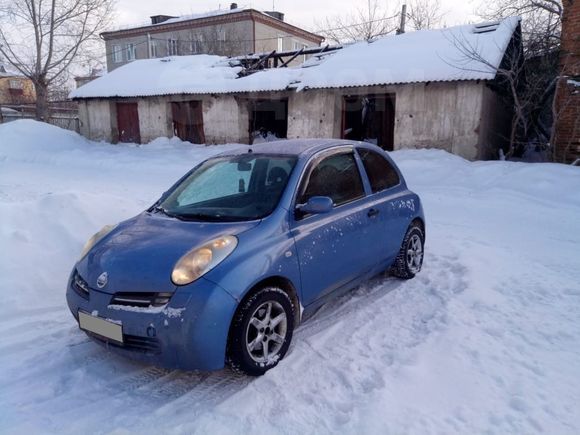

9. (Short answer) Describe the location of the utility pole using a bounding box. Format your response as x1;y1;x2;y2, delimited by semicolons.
397;4;407;35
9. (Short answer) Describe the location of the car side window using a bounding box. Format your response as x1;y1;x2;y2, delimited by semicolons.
357;148;400;193
299;152;365;207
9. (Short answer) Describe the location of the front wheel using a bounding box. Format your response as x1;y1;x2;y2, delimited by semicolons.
391;223;424;279
227;287;295;376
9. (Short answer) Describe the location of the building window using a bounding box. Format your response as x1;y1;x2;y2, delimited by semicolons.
126;43;136;61
277;36;284;52
168;38;178;56
112;45;123;63
150;40;158;58
9;79;23;90
190;34;203;54
217;29;226;50
293;41;300;51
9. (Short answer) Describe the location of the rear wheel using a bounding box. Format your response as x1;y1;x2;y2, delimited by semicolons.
227;287;295;376
391;223;424;279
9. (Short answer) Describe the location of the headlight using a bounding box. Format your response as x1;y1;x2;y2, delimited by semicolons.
79;224;117;260
171;235;238;286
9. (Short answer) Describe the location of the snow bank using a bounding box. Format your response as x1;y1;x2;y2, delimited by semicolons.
1;121;579;434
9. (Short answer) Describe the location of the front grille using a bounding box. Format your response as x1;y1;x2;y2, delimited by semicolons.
72;270;90;300
109;292;172;308
86;331;161;354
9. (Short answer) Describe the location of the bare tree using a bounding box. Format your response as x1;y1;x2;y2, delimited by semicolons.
473;0;564;160
406;0;446;30
0;0;115;120
316;0;400;43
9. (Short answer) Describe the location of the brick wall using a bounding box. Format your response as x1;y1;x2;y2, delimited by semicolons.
0;77;36;106
554;0;580;163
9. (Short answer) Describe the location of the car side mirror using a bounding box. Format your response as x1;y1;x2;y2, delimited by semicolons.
297;196;334;215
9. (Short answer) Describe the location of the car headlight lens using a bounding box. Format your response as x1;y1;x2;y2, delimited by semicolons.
79;224;117;260
171;235;238;286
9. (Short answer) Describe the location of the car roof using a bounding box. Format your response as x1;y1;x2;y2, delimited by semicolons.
217;139;380;159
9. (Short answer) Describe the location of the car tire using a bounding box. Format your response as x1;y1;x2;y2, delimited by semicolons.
227;287;295;376
391;223;425;279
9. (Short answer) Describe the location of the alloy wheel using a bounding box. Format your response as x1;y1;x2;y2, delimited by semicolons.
245;301;288;364
406;234;423;274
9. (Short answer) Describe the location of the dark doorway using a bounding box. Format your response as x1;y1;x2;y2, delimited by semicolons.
341;94;395;151
249;99;288;144
116;102;141;143
171;101;205;144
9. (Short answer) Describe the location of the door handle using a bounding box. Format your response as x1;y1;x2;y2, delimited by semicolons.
367;208;380;218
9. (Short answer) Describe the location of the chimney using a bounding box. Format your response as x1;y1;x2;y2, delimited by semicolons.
150;15;177;25
397;4;407;34
230;3;238;9
264;11;284;21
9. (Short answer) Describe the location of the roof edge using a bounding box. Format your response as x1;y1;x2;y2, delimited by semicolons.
101;9;323;43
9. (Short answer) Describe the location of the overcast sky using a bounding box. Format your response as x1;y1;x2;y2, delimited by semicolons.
114;0;482;33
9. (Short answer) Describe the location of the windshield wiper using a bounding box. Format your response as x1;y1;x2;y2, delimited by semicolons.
178;213;247;222
152;205;181;219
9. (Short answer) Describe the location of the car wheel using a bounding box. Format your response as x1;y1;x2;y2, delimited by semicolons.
227;287;295;376
391;223;424;279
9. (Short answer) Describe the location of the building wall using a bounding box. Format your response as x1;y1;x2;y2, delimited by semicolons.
78;100;113;142
479;85;511;160
0;76;36;106
77;81;505;161
293;82;488;160
254;21;316;66
202;94;249;143
105;20;254;71
392;82;486;160
287;89;339;139
554;0;580;163
138;97;172;143
102;10;322;72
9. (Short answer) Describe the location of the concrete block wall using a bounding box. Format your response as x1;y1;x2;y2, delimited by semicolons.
78;100;113;143
202;94;249;144
78;81;506;161
287;89;337;139
138;97;172;143
393;82;484;160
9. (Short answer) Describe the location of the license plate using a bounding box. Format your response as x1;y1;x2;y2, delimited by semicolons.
78;311;123;343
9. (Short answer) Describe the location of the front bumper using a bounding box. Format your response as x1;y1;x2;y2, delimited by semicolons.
66;272;238;371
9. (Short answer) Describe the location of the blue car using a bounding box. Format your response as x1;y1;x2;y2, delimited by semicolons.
67;139;425;375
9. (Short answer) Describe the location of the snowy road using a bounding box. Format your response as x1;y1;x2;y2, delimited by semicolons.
1;121;579;434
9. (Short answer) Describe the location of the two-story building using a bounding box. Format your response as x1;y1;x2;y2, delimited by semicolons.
101;3;324;72
0;63;36;107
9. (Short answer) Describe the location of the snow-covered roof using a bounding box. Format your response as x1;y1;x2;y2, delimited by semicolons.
0;63;24;78
71;16;520;99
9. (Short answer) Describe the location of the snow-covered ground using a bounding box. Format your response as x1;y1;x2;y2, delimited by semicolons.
1;120;579;434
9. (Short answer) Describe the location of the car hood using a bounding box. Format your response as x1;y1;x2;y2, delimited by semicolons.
77;212;260;294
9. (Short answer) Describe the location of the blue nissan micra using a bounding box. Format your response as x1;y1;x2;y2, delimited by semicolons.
67;139;425;375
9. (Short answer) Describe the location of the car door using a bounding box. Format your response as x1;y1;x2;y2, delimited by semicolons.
356;147;409;264
290;148;377;306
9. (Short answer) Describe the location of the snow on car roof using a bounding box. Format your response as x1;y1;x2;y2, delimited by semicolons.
70;16;520;99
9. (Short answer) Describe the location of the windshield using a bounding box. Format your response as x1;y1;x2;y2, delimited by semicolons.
158;154;297;221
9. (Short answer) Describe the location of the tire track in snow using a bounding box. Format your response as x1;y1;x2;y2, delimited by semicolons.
172;252;469;435
0;252;468;435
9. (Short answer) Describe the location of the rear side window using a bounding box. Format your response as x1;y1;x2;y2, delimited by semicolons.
300;152;365;206
358;148;400;193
